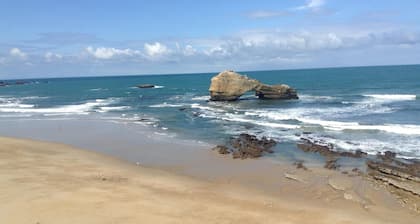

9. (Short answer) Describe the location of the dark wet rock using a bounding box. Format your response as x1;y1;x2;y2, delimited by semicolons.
366;159;420;196
212;134;277;159
297;138;367;158
192;111;201;117
324;157;340;170
212;145;231;155
377;151;397;163
137;84;155;88
14;80;28;85
297;138;369;170
297;138;335;157
136;118;150;122
209;70;298;101
229;134;276;159
293;160;308;170
178;107;187;111
351;168;363;175
339;149;368;158
0;80;32;86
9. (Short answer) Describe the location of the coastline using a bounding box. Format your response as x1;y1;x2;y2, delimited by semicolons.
1;134;418;223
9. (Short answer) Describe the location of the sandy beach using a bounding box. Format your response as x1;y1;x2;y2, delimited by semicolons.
0;136;418;224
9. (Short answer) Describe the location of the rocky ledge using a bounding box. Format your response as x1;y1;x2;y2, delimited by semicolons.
212;133;276;159
367;153;420;196
209;70;298;101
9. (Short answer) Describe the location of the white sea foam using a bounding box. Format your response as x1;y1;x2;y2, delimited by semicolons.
0;103;34;108
191;95;210;101
89;88;108;91
154;85;164;89
0;98;116;115
149;102;184;108
299;95;338;102
198;111;300;129
245;108;420;135
302;134;420;159
191;103;225;113
97;106;131;113
363;94;417;102
297;118;420;135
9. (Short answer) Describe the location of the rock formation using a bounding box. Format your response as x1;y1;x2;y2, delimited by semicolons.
255;84;298;99
209;70;298;101
212;133;277;159
209;71;260;101
366;152;420;196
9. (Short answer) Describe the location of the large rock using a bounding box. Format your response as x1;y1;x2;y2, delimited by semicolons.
255;84;298;99
209;70;261;101
209;70;298;101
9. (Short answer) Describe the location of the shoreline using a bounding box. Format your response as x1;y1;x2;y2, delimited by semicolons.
1;135;418;223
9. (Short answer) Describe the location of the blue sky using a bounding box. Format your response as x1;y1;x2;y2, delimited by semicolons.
1;0;420;78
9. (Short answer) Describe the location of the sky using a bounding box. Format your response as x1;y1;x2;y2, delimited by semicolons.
0;0;420;78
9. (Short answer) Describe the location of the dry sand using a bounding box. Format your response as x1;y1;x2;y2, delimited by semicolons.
0;136;418;224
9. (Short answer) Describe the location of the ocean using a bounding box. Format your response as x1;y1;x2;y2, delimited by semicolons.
1;64;420;159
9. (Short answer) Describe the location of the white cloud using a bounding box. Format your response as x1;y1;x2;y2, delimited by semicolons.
295;0;326;11
86;46;140;59
44;52;63;62
144;42;169;57
9;48;27;59
183;45;197;56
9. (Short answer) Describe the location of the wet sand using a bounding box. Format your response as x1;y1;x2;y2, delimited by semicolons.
0;136;418;224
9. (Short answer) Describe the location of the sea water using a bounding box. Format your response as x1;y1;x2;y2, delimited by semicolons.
1;64;419;158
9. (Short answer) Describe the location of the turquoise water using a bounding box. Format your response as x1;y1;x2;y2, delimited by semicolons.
1;64;420;158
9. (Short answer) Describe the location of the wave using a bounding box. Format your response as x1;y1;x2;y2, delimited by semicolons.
89;88;108;91
149;102;184;108
297;118;420;135
0;103;34;108
0;98;117;115
97;106;131;113
191;103;225;113
363;94;417;102
154;85;164;89
300;134;420;159
192;101;420;136
191;95;210;101
299;95;338;102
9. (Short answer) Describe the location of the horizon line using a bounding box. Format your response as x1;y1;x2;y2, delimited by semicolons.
1;63;420;81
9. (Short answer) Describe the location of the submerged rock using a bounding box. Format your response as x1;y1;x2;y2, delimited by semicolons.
209;70;298;101
211;145;230;154
297;138;367;158
137;84;155;88
296;138;368;170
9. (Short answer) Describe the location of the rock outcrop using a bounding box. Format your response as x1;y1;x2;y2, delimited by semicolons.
209;71;261;101
255;84;298;99
212;133;277;159
367;159;420;196
209;70;298;101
